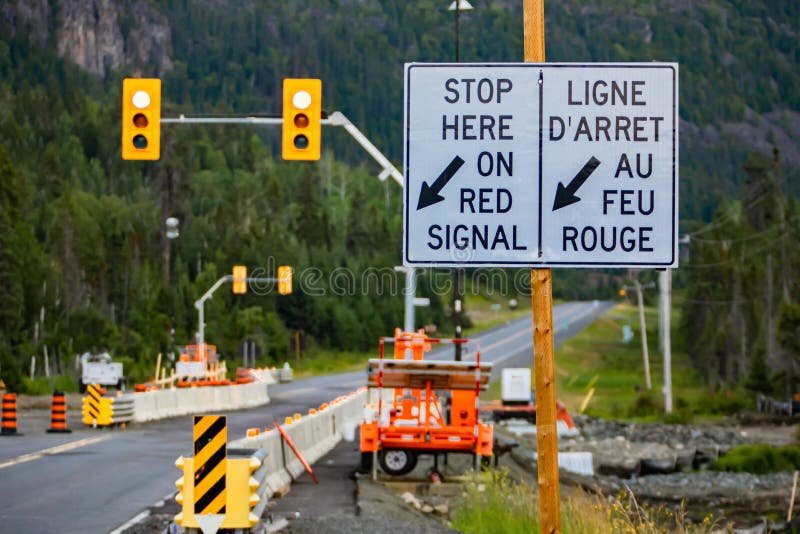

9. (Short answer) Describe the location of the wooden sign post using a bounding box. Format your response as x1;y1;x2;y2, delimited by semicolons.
524;1;561;533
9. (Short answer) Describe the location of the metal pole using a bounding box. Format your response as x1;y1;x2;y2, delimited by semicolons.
197;301;204;347
660;269;673;414
455;2;461;62
453;1;463;361
635;279;652;390
404;267;416;333
524;1;560;532
194;275;234;350
163;113;404;187
454;269;463;360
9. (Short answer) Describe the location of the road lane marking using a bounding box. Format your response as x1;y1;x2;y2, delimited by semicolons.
108;509;150;534
0;434;112;470
490;303;607;365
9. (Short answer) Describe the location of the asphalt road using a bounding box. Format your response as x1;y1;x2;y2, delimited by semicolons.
0;300;612;534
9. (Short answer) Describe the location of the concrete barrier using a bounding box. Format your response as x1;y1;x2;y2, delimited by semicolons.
228;389;367;503
133;382;270;423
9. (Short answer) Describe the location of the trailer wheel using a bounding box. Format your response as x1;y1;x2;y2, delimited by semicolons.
379;449;417;476
78;380;86;394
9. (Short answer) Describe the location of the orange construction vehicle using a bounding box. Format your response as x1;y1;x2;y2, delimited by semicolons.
360;329;493;476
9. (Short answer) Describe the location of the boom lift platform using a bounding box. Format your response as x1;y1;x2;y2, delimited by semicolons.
360;329;493;476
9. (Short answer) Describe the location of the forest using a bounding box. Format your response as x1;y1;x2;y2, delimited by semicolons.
0;0;797;393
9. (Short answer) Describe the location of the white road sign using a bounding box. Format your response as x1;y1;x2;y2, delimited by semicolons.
403;63;678;268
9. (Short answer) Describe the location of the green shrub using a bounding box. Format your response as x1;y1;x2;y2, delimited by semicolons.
702;389;752;414
712;445;800;474
627;390;663;417
20;374;79;394
663;408;694;424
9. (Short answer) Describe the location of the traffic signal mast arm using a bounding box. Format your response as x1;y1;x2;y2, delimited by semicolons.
160;111;403;187
194;273;289;347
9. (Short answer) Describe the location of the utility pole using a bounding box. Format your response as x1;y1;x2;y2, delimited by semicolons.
634;279;652;390
524;1;560;532
448;0;473;360
660;269;673;414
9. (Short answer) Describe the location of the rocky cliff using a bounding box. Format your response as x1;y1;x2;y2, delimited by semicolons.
8;0;173;77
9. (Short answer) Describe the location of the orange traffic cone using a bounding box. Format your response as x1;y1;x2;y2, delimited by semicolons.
1;393;20;436
46;391;71;433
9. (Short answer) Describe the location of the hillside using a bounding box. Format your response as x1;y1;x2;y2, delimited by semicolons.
0;0;798;390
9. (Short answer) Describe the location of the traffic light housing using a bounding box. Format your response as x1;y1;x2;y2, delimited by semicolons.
278;266;293;295
233;265;247;294
282;79;322;161
122;78;161;160
619;289;626;297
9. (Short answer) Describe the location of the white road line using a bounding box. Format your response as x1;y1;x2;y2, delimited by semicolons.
485;303;606;366
108;509;150;534
108;489;175;534
0;434;112;470
482;326;532;355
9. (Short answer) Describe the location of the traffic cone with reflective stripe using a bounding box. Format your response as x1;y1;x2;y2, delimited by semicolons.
1;393;20;436
47;391;71;433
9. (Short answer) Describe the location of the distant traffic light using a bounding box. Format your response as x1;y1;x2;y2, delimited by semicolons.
278;266;293;295
619;289;626;297
282;79;321;161
232;265;247;294
122;78;161;160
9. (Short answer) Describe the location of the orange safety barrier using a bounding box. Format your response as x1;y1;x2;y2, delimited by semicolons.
177;379;232;388
47;391;72;433
235;367;254;384
1;393;19;436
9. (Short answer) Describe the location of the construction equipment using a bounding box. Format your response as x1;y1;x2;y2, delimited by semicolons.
79;352;124;393
360;329;493;476
479;368;576;428
175;344;219;381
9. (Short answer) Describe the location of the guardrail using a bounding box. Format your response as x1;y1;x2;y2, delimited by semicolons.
756;394;799;416
173;388;367;533
80;381;272;427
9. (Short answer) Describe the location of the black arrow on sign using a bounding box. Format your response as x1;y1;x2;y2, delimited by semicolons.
417;156;466;210
552;156;601;211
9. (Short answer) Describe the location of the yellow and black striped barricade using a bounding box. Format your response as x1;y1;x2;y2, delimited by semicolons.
82;384;113;427
175;415;267;531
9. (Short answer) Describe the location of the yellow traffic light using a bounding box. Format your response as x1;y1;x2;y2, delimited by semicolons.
278;266;293;295
122;78;161;160
619;289;626;297
233;265;247;294
282;79;321;161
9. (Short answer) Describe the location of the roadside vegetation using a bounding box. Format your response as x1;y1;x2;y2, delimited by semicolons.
554;301;752;422
712;445;800;474
450;469;717;534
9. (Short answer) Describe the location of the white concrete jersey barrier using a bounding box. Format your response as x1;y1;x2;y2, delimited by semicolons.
133;382;270;423
229;389;367;501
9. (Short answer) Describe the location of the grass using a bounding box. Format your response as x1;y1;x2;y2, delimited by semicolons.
20;375;79;394
290;349;372;378
463;292;532;335
450;469;718;534
553;300;744;421
712;445;800;474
